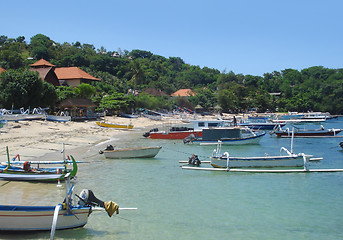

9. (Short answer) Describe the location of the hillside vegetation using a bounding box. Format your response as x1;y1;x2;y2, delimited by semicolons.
1;34;342;114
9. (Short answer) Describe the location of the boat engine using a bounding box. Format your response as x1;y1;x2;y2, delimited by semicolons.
77;189;119;216
183;134;195;144
188;154;201;166
143;132;150;137
99;145;115;154
143;128;159;138
77;189;105;208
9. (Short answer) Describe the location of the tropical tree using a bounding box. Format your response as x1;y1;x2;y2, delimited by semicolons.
0;69;57;108
98;92;135;113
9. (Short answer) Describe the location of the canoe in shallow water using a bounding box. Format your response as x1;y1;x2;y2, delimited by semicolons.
103;146;162;159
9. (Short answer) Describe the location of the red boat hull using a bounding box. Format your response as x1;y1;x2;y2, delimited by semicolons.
149;131;202;139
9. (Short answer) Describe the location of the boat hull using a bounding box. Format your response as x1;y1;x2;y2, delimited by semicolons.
103;146;162;159
239;123;285;130
0;155;78;182
96;121;133;129
211;155;305;168
45;115;71;122
275;129;342;137
0;205;90;231
194;132;265;145
0;172;64;181
149;131;202;139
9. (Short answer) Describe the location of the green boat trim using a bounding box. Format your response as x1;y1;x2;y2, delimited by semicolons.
0;155;78;182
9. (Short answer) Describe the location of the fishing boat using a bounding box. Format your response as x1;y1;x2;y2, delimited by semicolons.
0;147;77;182
45;111;71;122
143;119;230;139
118;112;138;118
238;117;285;130
99;145;161;159
186;127;265;145
0;108;45;121
273;125;343;137
210;141;310;168
46;114;71;122
0;173;134;234
301;112;335;120
96;121;134;129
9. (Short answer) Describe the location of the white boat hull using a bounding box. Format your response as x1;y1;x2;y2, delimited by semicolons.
45;115;71;122
0;205;90;231
0;173;64;181
103;146;162;159
194;133;265;145
211;155;305;168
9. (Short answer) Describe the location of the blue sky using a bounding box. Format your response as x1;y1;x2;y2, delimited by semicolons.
2;0;342;76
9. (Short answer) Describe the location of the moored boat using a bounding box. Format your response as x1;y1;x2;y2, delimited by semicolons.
273;125;343;137
0;156;77;182
188;127;265;145
144;119;230;139
0;147;78;182
100;145;161;159
210;141;310;168
0;174;127;232
239;117;285;130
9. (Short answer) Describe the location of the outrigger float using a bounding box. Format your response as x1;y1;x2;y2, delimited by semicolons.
181;130;343;173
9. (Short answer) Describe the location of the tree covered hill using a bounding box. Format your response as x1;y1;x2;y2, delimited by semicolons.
0;34;342;114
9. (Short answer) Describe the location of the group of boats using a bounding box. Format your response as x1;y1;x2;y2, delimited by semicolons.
0;144;136;237
1;110;341;236
0;108;71;122
140;112;342;171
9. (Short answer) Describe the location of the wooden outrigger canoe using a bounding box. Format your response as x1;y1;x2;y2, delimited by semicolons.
0;147;77;182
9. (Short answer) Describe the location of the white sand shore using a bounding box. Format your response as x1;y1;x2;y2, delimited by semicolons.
0;115;194;162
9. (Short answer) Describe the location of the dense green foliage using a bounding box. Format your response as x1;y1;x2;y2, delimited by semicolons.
0;34;342;114
0;70;57;109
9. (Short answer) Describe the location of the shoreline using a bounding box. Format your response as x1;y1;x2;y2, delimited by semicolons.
0;112;291;162
0;114;208;162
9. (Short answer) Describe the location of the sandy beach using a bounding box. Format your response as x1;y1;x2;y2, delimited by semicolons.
0;114;211;162
0;112;254;164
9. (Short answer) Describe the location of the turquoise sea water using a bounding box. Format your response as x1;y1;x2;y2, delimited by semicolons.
1;118;343;240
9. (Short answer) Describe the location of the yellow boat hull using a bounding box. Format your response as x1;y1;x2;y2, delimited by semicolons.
96;121;133;129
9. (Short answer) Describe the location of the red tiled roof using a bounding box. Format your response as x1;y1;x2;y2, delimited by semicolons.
55;67;100;81
0;67;6;74
171;89;195;97
29;58;56;67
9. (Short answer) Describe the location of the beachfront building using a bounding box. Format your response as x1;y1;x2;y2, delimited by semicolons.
29;58;100;87
29;59;60;86
59;97;97;121
55;67;100;87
